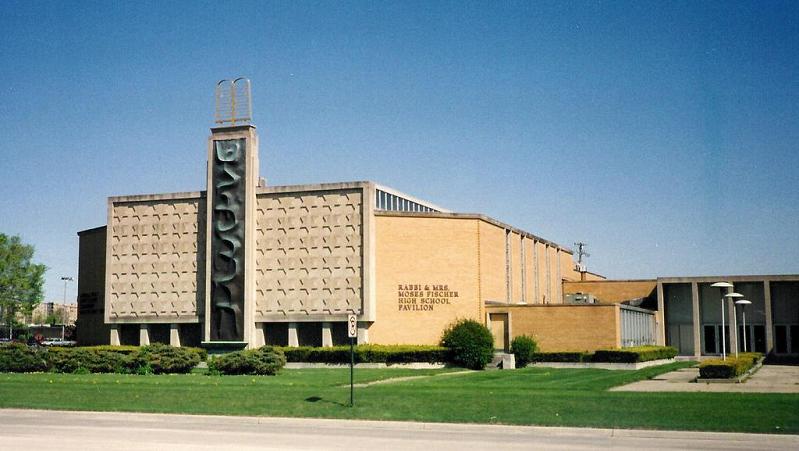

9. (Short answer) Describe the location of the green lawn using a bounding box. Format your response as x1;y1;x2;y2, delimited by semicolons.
1;362;797;434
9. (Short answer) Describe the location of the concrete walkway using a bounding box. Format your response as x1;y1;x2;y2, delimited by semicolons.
611;365;799;393
2;409;798;450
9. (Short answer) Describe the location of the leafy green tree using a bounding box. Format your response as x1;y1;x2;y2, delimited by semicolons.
0;233;46;326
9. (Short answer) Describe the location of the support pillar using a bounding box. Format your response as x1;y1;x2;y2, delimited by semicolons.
357;323;369;344
765;280;773;354
110;325;120;346
169;324;181;347
139;324;150;346
322;322;333;347
656;282;666;346
691;282;701;358
254;323;266;347
288;322;299;347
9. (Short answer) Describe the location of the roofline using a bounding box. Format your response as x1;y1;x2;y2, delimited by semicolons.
658;274;799;283
77;225;107;236
373;183;450;213
375;210;572;253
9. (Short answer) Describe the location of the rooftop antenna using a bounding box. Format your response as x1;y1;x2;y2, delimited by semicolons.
215;78;252;126
574;242;590;270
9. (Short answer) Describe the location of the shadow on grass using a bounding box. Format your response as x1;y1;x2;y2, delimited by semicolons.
304;396;348;407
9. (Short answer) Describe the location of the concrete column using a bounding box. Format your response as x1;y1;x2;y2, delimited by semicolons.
764;280;774;354
288;322;299;347
691;282;701;358
254;323;266;347
322;322;333;347
556;248;562;303
110;325;120;346
520;237;526;304
139;324;150;346
532;240;540;304
727;290;738;355
169;324;181;347
656;282;666;346
357;323;369;344
545;245;551;304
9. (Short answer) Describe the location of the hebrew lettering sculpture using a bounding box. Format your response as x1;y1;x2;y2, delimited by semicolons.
210;139;246;340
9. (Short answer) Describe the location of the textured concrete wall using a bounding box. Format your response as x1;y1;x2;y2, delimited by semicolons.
563;280;657;303
106;195;205;323
486;304;620;352
254;188;364;321
371;215;482;344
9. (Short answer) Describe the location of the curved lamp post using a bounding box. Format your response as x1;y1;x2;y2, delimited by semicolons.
735;299;752;352
60;276;74;341
711;282;733;359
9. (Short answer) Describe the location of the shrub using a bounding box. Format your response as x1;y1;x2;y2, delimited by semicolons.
510;335;538;368
278;345;448;364
699;353;763;379
48;348;127;373
209;346;286;375
591;346;678;363
440;319;494;370
0;343;49;372
130;344;200;374
531;351;592;363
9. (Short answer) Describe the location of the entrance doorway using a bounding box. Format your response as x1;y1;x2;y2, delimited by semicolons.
489;313;509;352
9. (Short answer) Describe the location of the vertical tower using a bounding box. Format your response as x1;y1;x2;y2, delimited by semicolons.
203;79;259;349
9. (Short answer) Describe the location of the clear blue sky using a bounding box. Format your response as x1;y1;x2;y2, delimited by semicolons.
1;1;797;303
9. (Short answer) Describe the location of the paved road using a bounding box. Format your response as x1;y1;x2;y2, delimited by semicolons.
1;409;797;450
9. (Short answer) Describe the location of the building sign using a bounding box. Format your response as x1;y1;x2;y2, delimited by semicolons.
210;138;246;341
397;284;459;311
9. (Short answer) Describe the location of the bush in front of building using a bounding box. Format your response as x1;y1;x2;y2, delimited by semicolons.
698;352;763;379
48;347;128;373
278;345;449;364
440;319;494;370
129;344;201;374
208;346;286;375
530;351;591;363
590;346;678;363
0;343;49;373
510;335;538;368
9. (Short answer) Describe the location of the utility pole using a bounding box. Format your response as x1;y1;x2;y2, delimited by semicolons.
574;242;590;266
60;276;74;341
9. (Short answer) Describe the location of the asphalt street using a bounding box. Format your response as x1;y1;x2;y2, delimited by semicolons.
0;409;797;450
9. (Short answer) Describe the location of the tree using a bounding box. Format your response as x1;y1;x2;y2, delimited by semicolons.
0;233;46;328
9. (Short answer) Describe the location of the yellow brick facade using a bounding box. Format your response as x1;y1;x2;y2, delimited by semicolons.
563;280;657;303
486;304;621;352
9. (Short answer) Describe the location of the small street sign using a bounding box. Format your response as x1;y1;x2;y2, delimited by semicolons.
347;314;357;338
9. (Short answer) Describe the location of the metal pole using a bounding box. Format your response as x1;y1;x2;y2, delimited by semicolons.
62;279;67;340
742;307;747;352
732;301;739;358
350;336;354;407
721;298;726;360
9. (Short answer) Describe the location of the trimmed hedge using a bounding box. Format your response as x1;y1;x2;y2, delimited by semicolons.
0;343;49;372
209;346;286;375
278;345;449;364
591;346;678;363
510;335;538;367
531;351;591;363
699;352;763;379
440;319;494;370
129;344;200;374
48;347;128;373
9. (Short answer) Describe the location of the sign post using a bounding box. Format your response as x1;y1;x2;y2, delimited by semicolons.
347;313;357;407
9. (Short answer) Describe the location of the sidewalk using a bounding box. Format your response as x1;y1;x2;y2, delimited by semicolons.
611;364;799;393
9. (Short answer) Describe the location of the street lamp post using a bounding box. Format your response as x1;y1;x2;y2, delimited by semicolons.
724;292;744;358
736;299;752;352
60;276;74;341
711;282;733;360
